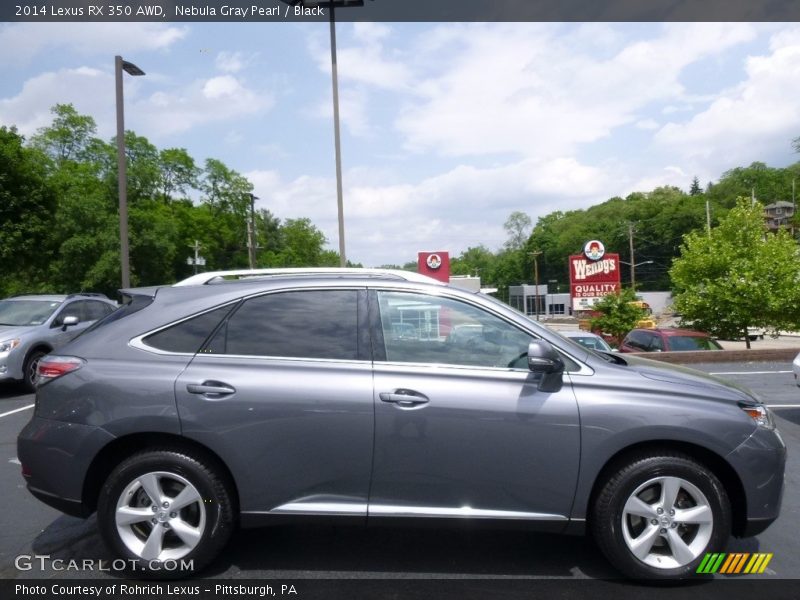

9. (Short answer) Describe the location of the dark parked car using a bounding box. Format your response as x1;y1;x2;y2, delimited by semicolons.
620;328;723;353
18;270;785;580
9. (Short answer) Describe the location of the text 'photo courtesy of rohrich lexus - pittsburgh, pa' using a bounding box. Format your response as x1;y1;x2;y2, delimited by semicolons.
16;268;786;580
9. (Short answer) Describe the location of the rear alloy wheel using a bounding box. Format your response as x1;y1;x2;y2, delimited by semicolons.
23;350;46;392
592;453;731;579
98;450;234;578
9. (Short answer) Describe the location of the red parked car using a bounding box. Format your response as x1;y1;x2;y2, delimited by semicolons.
619;328;723;353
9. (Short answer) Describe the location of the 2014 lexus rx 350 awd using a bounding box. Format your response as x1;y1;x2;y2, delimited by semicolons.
17;269;786;580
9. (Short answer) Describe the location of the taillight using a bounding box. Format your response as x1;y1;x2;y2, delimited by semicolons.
36;355;85;383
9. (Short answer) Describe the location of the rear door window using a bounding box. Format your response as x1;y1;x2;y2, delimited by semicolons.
204;290;360;360
84;300;115;321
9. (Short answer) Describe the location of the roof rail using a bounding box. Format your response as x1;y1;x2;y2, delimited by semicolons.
173;268;443;287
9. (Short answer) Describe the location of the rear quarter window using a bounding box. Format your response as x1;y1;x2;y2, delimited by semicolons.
143;304;236;354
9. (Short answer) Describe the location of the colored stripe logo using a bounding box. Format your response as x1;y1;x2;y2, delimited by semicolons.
696;552;773;574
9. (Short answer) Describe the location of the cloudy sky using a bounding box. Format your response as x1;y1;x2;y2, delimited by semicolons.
2;22;800;266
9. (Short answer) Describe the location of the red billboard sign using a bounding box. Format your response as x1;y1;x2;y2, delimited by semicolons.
569;242;621;311
418;251;450;283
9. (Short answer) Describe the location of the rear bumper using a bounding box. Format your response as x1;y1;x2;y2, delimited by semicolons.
17;415;114;517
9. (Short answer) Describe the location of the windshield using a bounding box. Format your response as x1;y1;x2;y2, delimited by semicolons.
0;299;62;326
568;335;613;352
669;336;723;351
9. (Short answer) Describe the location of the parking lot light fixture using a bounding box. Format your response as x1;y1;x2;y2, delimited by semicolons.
280;0;365;267
115;56;145;289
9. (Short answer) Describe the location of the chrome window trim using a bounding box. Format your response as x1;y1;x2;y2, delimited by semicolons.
129;286;362;358
129;299;242;356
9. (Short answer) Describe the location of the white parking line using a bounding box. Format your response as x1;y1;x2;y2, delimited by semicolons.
710;371;792;375
767;404;800;409
0;404;34;419
9;457;20;465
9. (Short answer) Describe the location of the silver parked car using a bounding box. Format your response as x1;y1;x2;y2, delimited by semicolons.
0;293;117;391
18;270;785;580
560;330;614;352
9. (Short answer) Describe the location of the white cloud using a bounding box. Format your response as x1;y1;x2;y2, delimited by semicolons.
0;23;187;67
311;85;372;138
655;27;800;165
246;157;614;265
0;66;272;140
636;119;660;130
215;51;255;73
393;23;756;158
141;75;273;136
0;67;110;136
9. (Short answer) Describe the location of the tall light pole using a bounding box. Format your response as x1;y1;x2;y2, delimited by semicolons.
282;0;364;267
115;56;145;289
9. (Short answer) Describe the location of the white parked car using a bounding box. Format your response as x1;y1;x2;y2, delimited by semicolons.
793;351;800;387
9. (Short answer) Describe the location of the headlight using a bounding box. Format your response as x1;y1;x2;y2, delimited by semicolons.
740;403;775;430
0;339;20;353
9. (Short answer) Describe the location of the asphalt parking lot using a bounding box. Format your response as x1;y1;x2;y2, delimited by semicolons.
0;361;798;588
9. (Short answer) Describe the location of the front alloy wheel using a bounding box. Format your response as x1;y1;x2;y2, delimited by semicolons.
621;476;713;569
592;452;731;579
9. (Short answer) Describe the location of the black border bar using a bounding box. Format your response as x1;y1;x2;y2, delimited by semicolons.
3;0;800;23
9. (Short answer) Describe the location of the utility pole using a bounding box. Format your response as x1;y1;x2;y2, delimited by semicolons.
246;193;259;269
628;223;636;289
188;240;203;275
705;198;711;236
530;250;542;321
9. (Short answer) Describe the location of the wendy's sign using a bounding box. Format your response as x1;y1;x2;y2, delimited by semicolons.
569;240;621;311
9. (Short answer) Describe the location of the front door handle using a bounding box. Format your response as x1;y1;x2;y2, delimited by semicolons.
379;389;430;407
186;382;236;398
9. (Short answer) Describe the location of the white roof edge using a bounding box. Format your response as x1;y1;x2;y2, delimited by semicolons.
173;268;444;287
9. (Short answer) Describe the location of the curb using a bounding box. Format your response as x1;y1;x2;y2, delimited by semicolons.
630;348;800;364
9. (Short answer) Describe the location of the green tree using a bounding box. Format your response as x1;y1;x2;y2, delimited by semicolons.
589;288;646;347
30;104;98;165
0;127;57;294
504;211;532;251
450;245;496;277
158;148;199;202
270;218;330;266
689;176;702;196
670;198;800;348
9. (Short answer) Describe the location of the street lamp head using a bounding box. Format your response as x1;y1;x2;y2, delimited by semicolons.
121;60;145;77
279;0;365;6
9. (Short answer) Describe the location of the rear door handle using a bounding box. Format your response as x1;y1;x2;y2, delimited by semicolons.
186;382;236;397
379;389;429;407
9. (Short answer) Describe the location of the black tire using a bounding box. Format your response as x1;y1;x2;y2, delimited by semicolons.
22;350;46;393
591;452;731;580
97;449;235;579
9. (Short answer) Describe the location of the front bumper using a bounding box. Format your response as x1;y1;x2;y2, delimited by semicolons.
0;352;23;381
17;415;115;518
726;424;786;536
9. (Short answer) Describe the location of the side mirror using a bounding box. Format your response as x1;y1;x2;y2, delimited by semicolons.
527;339;565;393
62;315;79;331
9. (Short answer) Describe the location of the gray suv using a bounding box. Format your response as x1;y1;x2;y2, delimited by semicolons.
0;293;117;391
17;270;785;580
